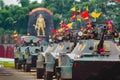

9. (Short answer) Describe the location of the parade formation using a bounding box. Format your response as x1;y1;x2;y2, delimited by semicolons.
13;7;120;80
1;0;120;80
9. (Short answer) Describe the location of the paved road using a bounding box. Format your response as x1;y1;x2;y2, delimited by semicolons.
0;67;37;80
0;67;56;80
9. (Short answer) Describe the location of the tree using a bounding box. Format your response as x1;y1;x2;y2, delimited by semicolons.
17;0;30;7
0;10;12;29
0;27;4;34
0;0;4;10
0;0;120;34
42;0;75;29
5;17;14;30
13;7;29;34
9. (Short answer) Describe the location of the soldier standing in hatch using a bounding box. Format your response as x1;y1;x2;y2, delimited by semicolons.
106;20;113;35
86;21;95;39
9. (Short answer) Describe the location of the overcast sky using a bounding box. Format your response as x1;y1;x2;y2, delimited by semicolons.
3;0;42;6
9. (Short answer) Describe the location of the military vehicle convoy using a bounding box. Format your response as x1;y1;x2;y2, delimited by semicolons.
14;35;48;72
18;7;54;72
7;2;120;79
14;11;120;80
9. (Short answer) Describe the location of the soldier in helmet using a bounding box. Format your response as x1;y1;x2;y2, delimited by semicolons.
106;20;113;35
86;21;95;39
79;26;87;39
106;20;119;38
87;21;93;31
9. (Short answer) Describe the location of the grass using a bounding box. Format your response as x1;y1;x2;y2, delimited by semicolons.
0;61;14;68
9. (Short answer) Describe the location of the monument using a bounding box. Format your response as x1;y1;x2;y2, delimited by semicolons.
28;8;53;37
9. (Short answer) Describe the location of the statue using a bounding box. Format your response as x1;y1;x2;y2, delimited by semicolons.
34;14;46;36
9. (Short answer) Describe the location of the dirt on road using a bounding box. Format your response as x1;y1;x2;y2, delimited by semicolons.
0;67;43;80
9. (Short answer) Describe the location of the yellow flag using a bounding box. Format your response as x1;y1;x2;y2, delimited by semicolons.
86;6;88;11
77;10;80;12
58;28;64;32
70;7;76;11
67;22;73;29
91;12;102;18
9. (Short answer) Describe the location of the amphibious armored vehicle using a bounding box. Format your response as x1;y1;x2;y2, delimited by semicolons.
56;23;120;80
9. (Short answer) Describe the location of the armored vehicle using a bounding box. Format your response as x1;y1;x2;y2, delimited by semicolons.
36;43;58;78
14;46;28;69
14;35;48;71
23;37;48;72
55;22;120;80
57;38;120;80
44;41;74;80
23;46;40;72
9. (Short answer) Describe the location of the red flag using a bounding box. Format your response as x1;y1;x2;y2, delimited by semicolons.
71;12;76;20
116;0;120;2
60;23;68;29
81;11;89;20
51;28;57;34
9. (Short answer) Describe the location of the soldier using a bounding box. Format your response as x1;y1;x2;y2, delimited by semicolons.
34;14;46;36
86;21;95;39
106;20;113;35
86;21;93;31
106;20;119;38
79;26;87;39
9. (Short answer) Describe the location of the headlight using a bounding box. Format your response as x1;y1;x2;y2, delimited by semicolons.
75;54;81;59
58;36;62;40
78;31;83;36
31;43;34;46
49;39;52;42
56;53;60;57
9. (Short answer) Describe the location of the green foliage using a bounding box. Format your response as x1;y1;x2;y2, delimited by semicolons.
0;61;14;68
0;27;4;34
18;0;30;7
54;14;60;21
0;0;120;34
0;0;4;9
4;29;13;34
5;17;14;30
